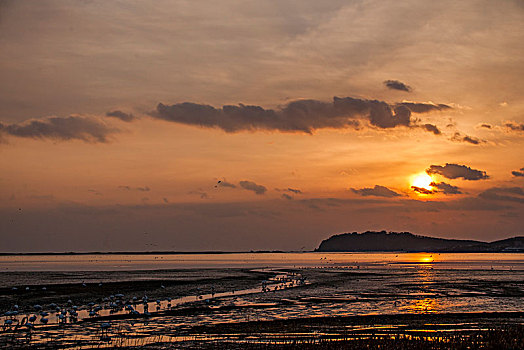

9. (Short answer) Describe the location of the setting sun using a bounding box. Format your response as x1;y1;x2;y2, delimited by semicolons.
411;173;434;191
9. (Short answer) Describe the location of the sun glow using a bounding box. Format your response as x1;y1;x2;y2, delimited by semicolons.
411;173;434;191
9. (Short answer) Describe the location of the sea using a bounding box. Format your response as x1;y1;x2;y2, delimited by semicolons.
0;252;523;348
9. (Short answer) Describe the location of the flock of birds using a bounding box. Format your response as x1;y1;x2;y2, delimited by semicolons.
2;272;306;337
3;288;187;333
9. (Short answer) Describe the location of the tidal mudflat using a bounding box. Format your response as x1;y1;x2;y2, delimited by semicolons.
1;252;523;349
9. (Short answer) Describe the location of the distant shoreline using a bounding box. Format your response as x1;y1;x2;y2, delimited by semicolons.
0;250;293;256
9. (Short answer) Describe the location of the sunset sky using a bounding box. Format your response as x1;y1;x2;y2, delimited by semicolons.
1;0;523;252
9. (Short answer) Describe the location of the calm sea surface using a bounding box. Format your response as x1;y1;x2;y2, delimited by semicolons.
1;252;523;271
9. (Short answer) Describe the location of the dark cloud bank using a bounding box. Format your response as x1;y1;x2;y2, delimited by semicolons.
151;97;451;134
427;163;489;180
3;189;521;252
0;96;454;144
479;187;524;204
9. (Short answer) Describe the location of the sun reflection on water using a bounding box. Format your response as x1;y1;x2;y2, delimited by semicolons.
408;298;440;313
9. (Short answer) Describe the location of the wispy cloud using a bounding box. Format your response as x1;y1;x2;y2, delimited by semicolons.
411;186;435;195
478;187;524;204
396;102;451;113
0;116;118;143
505;122;524;132
106;110;136;122
430;181;462;194
383;80;412;92
351;185;401;197
216;180;237;188
281;193;293;200
88;189;103;196
478;123;493;129
118;186;151;192
239;180;267;195
188;190;208;199
276;188;303;194
420;123;441;135
451;132;484;145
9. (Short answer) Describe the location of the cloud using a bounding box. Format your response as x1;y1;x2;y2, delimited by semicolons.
351;185;401;197
151;96;452;133
28;194;55;201
239;180;267;195
430;181;462;194
451;132;484;145
217;180;237;188
88;189;103;196
118;185;151;192
426;163;489;180
106;110;136;122
505;122;524;132
396;102;451;114
383;80;412;92
478;187;524;204
411;186;435;195
281;193;293;200
188;190;208;199
512;168;524;177
276;187;303;194
420;123;441;135
0;116;118;143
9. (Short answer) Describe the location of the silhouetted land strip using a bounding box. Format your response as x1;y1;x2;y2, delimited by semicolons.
0;250;290;256
316;231;524;252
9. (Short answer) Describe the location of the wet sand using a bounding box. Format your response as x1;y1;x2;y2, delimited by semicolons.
0;268;272;311
1;259;523;349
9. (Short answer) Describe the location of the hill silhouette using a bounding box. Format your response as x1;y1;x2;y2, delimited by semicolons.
316;231;524;252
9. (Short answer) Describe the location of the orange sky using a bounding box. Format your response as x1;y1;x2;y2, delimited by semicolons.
0;0;523;252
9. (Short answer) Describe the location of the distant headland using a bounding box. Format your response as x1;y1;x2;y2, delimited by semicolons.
316;231;524;252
